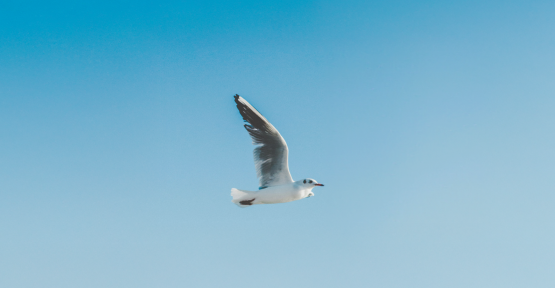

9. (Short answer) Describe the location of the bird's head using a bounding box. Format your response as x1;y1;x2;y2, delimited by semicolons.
300;178;324;188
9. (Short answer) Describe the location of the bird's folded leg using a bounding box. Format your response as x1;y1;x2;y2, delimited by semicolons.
239;198;256;205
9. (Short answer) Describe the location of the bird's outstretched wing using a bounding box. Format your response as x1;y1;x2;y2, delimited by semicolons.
234;95;294;188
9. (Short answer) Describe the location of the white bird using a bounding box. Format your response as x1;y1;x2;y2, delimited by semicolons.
231;94;324;207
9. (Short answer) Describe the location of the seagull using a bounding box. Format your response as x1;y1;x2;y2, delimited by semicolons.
231;94;324;207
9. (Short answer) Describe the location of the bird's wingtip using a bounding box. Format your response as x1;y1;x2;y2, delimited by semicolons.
234;94;240;100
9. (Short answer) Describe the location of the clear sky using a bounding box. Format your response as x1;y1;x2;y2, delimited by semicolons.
1;1;554;287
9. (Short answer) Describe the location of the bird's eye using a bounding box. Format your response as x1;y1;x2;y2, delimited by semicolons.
309;180;313;184
303;180;306;184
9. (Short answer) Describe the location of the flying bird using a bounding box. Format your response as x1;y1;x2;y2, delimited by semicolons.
231;94;324;207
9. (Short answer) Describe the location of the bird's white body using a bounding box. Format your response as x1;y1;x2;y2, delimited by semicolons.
231;181;315;206
230;95;323;207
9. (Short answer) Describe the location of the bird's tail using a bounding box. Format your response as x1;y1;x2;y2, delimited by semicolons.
231;188;257;208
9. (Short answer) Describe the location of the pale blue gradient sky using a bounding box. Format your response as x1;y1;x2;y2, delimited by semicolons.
1;1;555;287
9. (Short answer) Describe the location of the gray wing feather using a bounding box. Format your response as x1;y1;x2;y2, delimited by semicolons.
234;95;294;188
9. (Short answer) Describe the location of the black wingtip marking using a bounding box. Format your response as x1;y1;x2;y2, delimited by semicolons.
233;94;270;134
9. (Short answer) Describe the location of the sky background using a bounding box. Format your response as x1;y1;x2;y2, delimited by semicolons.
1;0;555;287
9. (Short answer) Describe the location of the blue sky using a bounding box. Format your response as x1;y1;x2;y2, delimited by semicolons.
1;1;554;287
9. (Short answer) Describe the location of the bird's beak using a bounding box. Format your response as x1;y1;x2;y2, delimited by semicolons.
315;183;324;186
